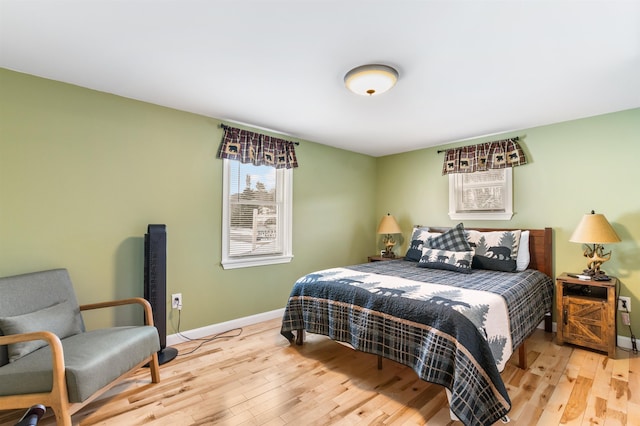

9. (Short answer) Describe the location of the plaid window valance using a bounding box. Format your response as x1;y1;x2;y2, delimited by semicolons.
217;124;299;169
442;137;526;175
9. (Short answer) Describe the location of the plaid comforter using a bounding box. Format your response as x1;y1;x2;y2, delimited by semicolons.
280;259;553;426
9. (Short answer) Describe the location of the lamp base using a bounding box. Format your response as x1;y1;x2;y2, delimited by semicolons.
582;268;612;281
593;274;612;282
382;251;396;258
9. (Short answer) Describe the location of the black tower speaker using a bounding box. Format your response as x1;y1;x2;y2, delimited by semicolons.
144;224;178;364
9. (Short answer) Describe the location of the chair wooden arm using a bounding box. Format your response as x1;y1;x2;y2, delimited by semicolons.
80;297;155;326
0;331;68;408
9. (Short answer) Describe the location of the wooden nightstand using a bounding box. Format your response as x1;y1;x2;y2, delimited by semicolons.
367;256;401;262
556;273;618;357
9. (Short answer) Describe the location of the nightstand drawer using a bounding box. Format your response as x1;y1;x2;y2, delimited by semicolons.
563;295;607;321
562;296;608;349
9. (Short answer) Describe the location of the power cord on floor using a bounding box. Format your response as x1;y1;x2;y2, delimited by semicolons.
615;279;637;355
172;309;243;356
619;298;638;355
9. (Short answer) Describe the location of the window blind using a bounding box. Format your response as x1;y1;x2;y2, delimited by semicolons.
227;161;283;257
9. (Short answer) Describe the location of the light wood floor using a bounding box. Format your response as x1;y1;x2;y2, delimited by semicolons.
1;318;638;425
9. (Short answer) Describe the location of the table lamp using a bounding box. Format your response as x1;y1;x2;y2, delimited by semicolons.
377;213;402;258
569;210;621;279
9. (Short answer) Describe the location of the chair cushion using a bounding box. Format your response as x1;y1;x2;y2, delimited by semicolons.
0;301;83;362
0;326;160;402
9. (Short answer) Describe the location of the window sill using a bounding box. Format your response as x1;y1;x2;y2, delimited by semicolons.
448;211;513;220
221;254;294;270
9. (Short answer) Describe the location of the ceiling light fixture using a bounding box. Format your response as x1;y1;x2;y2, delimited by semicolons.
344;64;399;96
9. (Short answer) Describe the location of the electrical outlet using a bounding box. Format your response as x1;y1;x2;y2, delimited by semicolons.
617;296;631;312
171;293;182;310
621;312;631;326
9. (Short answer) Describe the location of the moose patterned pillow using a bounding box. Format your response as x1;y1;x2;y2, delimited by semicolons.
467;230;522;272
417;247;473;274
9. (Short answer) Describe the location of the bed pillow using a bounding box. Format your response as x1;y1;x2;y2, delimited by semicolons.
404;227;441;262
417;247;473;274
467;230;521;272
405;239;425;262
0;301;83;362
516;230;530;271
425;223;472;252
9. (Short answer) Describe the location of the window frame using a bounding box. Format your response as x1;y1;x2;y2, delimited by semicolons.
221;159;293;269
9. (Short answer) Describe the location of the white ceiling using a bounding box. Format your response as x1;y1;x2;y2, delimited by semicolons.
1;0;639;157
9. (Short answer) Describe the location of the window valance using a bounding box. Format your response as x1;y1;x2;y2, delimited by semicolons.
217;124;299;169
442;137;526;175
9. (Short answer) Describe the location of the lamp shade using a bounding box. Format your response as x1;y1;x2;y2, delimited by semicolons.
377;213;402;234
569;211;620;244
344;64;399;96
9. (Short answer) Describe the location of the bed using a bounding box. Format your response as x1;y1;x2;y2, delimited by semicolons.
280;225;553;426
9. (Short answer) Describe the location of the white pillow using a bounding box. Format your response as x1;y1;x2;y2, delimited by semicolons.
516;230;530;271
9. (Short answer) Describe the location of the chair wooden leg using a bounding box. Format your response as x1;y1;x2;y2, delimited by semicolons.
149;353;161;383
51;404;72;426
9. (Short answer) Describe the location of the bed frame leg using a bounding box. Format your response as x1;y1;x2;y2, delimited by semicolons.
377;355;382;370
544;312;552;333
516;313;551;370
295;329;304;345
518;342;527;370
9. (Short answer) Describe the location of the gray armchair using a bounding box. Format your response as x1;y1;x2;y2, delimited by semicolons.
0;269;161;425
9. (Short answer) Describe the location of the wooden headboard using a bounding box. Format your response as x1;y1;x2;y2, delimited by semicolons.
427;227;553;278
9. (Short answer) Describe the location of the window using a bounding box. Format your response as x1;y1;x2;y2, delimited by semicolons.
221;159;293;269
448;168;513;220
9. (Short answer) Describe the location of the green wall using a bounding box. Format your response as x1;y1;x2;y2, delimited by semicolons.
376;108;640;339
0;68;377;331
2;67;639;344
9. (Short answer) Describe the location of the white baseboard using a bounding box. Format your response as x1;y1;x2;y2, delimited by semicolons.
616;335;635;350
166;308;285;347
